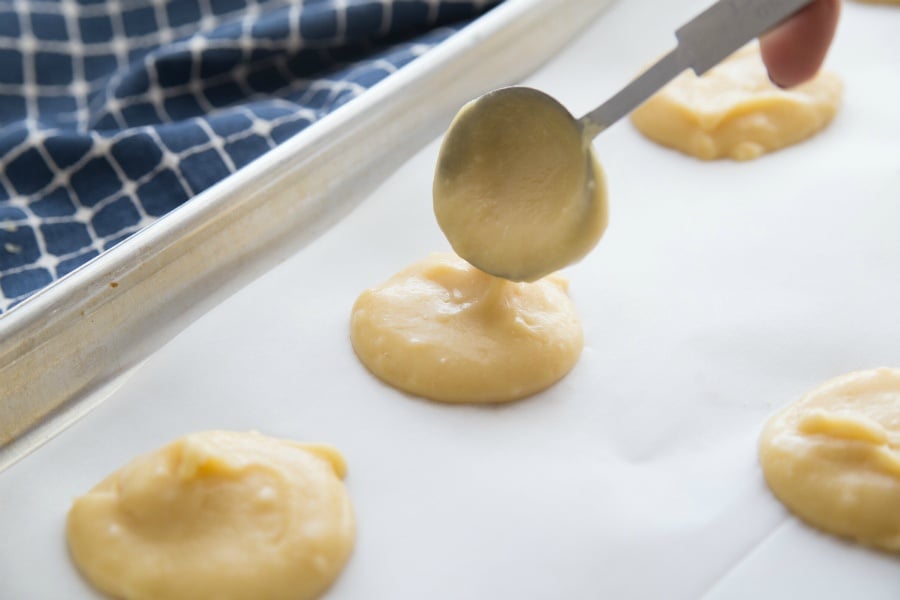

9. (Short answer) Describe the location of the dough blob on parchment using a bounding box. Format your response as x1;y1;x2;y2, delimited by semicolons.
759;368;900;552
67;431;355;600
631;43;842;160
350;253;583;404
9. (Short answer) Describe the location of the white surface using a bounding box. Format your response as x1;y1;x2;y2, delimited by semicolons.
3;1;900;598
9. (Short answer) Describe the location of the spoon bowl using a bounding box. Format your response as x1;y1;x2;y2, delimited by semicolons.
432;86;608;282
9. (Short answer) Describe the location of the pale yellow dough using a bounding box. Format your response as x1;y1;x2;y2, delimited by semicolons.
350;253;583;404
759;368;900;552
67;431;356;600
434;87;608;282
631;43;843;160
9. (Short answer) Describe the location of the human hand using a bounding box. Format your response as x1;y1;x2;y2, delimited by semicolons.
760;0;841;87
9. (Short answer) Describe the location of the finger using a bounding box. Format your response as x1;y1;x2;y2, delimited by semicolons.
760;0;841;88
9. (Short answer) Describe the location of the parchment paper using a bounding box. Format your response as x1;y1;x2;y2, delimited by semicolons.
1;1;898;597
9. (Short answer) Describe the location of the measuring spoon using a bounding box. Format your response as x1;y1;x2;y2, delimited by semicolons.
433;0;818;282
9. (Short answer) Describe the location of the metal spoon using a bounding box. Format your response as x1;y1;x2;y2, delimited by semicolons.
434;0;818;282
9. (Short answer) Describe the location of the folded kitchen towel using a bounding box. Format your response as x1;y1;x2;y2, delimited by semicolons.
0;0;500;312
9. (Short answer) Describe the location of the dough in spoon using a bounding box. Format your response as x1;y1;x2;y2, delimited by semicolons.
350;253;583;404
759;368;900;552
631;43;842;160
67;431;355;600
433;87;608;282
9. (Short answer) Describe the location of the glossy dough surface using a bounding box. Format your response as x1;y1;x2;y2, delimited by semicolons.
67;431;356;600
350;253;583;404
631;43;842;160
434;87;608;282
759;368;900;552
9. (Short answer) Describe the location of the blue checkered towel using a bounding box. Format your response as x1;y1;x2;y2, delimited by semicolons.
0;0;499;312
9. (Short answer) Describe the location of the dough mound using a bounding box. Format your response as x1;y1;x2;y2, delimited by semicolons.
67;431;355;600
759;368;900;552
351;253;583;404
631;43;843;160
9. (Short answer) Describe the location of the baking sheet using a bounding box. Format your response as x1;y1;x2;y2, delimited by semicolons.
0;0;612;470
2;0;900;598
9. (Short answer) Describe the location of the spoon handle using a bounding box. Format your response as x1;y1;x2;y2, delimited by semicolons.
578;0;816;138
